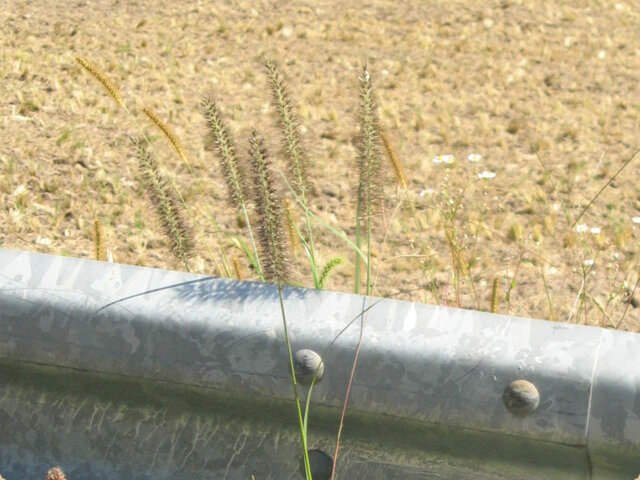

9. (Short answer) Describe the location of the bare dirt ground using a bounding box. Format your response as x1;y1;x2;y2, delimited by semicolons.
2;0;640;331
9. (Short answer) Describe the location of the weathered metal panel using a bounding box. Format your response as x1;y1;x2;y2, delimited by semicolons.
0;248;638;479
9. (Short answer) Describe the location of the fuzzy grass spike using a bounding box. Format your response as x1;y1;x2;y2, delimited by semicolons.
380;129;407;190
75;56;124;108
133;137;194;270
201;97;249;212
93;217;105;261
142;107;189;164
355;64;383;294
264;56;309;202
248;129;290;284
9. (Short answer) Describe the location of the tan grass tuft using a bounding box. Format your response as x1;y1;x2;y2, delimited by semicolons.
75;56;124;107
380;129;407;190
132;137;194;268
248;129;290;284
93;216;106;261
142;107;188;164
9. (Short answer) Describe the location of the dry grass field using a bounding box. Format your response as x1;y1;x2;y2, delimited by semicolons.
2;0;640;330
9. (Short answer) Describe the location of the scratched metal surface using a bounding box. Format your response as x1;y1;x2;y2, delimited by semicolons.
0;248;638;479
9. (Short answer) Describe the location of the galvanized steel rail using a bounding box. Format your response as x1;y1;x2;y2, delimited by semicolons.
0;248;638;479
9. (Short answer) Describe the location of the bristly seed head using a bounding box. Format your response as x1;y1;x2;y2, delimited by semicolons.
264;56;310;202
75;56;124;107
132;137;194;267
201;96;249;212
93;217;105;261
142;107;188;164
248;128;290;284
356;63;383;221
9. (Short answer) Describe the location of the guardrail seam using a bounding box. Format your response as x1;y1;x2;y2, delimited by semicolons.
584;328;604;480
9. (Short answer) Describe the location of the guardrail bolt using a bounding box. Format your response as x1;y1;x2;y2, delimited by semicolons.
293;349;325;385
503;379;540;416
299;449;333;480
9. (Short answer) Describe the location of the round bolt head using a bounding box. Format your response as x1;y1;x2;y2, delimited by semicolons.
503;379;540;416
299;449;333;480
293;349;325;385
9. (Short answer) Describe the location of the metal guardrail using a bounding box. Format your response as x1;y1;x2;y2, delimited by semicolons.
0;248;638;479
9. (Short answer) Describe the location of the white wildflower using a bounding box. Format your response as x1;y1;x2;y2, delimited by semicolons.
441;154;455;164
583;259;594;266
576;224;588;233
432;156;442;164
419;188;434;197
633;216;640;224
477;171;496;179
36;236;52;246
590;227;601;235
467;153;482;163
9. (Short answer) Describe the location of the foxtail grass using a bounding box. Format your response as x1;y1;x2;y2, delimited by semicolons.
201;96;263;280
75;57;124;108
244;129;312;477
248;129;290;285
142;104;234;277
264;56;309;202
93;217;105;261
201;97;250;211
231;255;244;280
132;136;194;270
490;276;500;313
355;65;383;295
380;129;407;191
282;198;301;256
142;107;189;164
264;56;322;289
318;256;344;290
76;55;230;277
